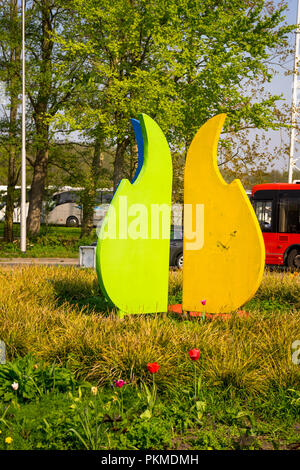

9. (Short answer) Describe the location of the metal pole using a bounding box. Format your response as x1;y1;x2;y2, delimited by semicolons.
288;0;300;183
20;0;26;251
0;340;6;364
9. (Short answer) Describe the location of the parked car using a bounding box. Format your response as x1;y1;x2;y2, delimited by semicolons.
169;225;183;268
90;225;183;269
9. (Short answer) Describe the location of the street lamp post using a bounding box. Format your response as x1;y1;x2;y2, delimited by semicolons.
288;0;300;184
20;0;26;252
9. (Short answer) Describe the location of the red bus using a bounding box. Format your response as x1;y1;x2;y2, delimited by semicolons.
251;183;300;268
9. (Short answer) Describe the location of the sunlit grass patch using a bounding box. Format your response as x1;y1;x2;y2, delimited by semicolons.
244;268;300;314
0;266;299;396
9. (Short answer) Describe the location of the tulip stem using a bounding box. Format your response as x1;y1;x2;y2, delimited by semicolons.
194;363;197;399
93;393;98;449
152;374;157;411
120;388;124;416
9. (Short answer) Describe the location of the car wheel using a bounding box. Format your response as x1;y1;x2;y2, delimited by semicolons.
287;248;300;269
176;253;183;269
66;216;79;227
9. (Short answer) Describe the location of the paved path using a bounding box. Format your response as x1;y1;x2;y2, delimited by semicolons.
0;258;79;266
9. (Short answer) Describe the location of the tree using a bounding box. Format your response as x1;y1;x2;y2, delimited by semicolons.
52;0;294;208
24;0;84;236
0;0;21;242
54;0;184;188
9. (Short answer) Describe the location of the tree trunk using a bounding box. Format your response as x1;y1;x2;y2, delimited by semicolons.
113;139;128;190
80;188;96;238
80;139;102;238
128;140;138;181
4;184;15;243
27;146;48;237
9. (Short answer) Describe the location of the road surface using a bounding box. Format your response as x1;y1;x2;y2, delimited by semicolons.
0;258;79;266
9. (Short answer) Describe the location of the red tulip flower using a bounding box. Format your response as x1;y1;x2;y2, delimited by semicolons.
201;300;206;306
189;348;201;361
189;349;201;399
147;362;160;374
114;380;127;388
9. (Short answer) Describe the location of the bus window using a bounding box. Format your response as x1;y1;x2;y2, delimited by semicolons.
254;200;273;232
50;191;79;208
279;197;300;233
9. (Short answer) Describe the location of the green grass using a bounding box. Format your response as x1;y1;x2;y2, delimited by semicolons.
0;266;299;449
0;369;299;450
0;223;97;258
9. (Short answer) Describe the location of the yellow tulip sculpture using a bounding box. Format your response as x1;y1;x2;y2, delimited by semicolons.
183;114;265;314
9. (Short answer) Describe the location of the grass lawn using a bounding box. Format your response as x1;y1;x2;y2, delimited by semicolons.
0;267;299;450
0;223;97;258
